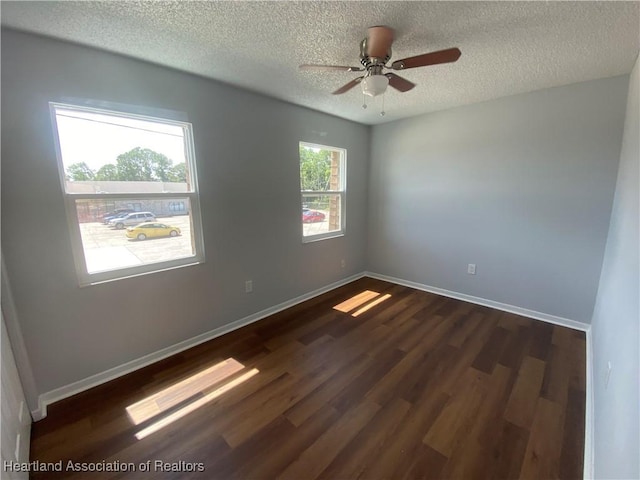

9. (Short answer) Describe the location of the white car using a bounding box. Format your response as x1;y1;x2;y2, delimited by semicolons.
109;211;156;229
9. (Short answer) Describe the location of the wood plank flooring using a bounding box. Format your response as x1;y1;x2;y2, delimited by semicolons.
29;277;586;479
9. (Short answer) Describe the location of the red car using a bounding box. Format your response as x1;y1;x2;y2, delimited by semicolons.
302;209;326;223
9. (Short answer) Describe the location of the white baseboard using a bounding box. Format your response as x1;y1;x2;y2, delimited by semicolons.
584;327;594;479
32;272;366;420
364;271;589;332
33;398;46;422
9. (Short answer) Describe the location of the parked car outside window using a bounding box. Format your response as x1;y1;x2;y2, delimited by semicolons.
126;222;181;241
109;212;156;229
103;210;135;224
302;209;326;223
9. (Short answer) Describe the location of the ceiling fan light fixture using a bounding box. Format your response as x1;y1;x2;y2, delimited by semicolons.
361;75;389;97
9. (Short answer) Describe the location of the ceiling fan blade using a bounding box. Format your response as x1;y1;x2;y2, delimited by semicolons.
385;73;416;92
300;64;364;72
391;47;461;70
332;77;364;95
366;26;394;59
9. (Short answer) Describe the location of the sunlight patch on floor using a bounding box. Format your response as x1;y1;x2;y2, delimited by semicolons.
125;358;259;440
352;294;392;317
333;290;392;317
127;358;245;425
134;368;259;440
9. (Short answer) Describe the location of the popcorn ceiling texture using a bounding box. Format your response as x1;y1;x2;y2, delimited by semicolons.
1;1;638;125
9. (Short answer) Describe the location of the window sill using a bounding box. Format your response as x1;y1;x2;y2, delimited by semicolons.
302;232;345;244
79;258;204;287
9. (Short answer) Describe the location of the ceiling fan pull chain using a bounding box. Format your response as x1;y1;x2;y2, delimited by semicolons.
362;93;367;109
380;93;386;116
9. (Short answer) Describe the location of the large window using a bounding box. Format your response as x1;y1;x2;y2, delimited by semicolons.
299;142;346;242
50;103;204;285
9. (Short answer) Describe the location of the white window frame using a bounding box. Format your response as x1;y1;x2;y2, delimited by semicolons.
49;102;205;286
300;142;346;243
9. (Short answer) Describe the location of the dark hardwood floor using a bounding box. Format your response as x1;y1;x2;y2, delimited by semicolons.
30;277;586;479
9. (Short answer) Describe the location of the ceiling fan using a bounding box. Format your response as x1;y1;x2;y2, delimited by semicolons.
300;26;461;102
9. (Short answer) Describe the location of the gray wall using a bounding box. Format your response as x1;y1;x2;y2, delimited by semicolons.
591;56;639;479
368;77;628;322
1;30;370;395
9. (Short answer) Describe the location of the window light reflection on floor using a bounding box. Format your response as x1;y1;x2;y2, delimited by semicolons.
352;294;392;317
134;368;259;440
127;358;244;425
333;290;392;317
125;357;259;440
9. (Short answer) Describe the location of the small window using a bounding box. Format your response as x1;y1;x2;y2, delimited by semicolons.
299;142;346;242
51;103;205;285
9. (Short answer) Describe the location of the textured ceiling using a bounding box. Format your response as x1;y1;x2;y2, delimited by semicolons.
2;1;639;125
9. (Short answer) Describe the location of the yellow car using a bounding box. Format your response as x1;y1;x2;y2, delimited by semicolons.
126;222;181;241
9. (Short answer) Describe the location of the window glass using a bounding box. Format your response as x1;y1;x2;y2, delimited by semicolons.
52;103;203;284
299;143;345;242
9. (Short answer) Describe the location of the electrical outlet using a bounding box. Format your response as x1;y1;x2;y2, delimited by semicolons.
467;263;476;275
341;259;346;268
605;361;612;389
245;280;253;293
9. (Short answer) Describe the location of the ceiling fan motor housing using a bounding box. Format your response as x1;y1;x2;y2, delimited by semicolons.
360;38;391;69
